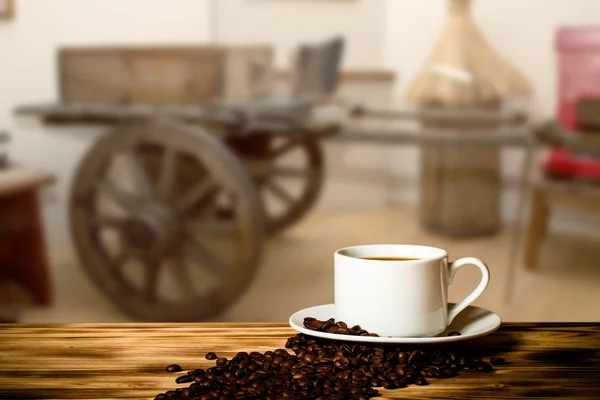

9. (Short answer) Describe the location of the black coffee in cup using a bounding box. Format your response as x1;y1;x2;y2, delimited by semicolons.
361;257;420;261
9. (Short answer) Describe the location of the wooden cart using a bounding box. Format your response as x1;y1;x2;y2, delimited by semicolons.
16;38;538;322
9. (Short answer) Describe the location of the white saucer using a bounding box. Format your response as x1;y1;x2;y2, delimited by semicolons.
289;303;501;344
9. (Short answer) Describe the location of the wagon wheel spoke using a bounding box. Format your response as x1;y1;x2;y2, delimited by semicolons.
256;135;324;235
269;137;303;159
177;178;218;214
111;243;131;273
184;235;228;277
270;166;309;179
121;150;154;198
96;180;140;213
142;258;163;303
157;146;178;200
170;251;196;298
265;179;295;205
88;214;127;229
186;218;238;233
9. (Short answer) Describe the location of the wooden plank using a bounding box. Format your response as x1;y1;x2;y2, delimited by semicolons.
59;46;226;105
14;102;212;125
0;323;598;399
276;69;396;83
58;45;274;105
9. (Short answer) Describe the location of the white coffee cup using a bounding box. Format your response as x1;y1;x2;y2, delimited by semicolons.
334;244;490;338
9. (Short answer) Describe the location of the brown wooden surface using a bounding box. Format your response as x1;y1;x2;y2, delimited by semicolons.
0;323;599;399
0;168;55;307
275;69;396;83
0;190;53;307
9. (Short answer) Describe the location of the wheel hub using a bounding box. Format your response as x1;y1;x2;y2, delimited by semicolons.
122;204;177;253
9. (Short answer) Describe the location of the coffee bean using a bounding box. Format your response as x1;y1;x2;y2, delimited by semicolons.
215;357;228;368
477;362;493;372
205;352;217;360
369;378;381;387
187;368;205;376
302;317;381;337
397;351;408;364
408;350;424;365
165;364;182;373
448;331;462;336
490;357;505;365
175;374;193;384
415;376;429;386
382;381;396;389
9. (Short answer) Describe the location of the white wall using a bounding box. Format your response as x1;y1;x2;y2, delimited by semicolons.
1;0;212;257
213;0;386;69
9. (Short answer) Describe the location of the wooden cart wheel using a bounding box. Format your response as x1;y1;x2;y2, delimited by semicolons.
69;121;265;322
227;131;325;236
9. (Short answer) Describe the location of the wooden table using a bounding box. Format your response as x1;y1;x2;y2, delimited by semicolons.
0;323;598;399
523;173;600;268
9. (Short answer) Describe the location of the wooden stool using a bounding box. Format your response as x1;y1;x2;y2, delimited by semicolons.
523;173;600;268
0;168;56;319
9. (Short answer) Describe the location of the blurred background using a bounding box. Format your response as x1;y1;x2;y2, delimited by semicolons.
0;0;599;324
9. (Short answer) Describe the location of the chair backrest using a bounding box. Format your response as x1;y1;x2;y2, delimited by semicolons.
291;36;345;102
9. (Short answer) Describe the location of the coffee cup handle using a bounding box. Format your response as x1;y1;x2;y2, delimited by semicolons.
447;257;490;324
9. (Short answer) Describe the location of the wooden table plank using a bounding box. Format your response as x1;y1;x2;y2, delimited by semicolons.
0;323;599;399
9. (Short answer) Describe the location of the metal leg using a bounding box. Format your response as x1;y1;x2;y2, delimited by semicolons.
504;137;537;303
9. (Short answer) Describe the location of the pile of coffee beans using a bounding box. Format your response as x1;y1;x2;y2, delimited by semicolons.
303;317;464;338
303;317;380;337
154;318;506;400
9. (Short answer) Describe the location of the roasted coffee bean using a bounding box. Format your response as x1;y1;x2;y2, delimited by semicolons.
397;351;408;364
415;376;429;386
387;372;399;381
382;381;396;389
154;395;168;400
205;352;217;360
370;378;381;387
187;368;205;376
477;362;493;372
165;364;183;373
215;357;228;368
394;365;405;376
175;374;193;384
436;369;451;379
490;357;505;365
302;317;380;337
448;331;462;336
